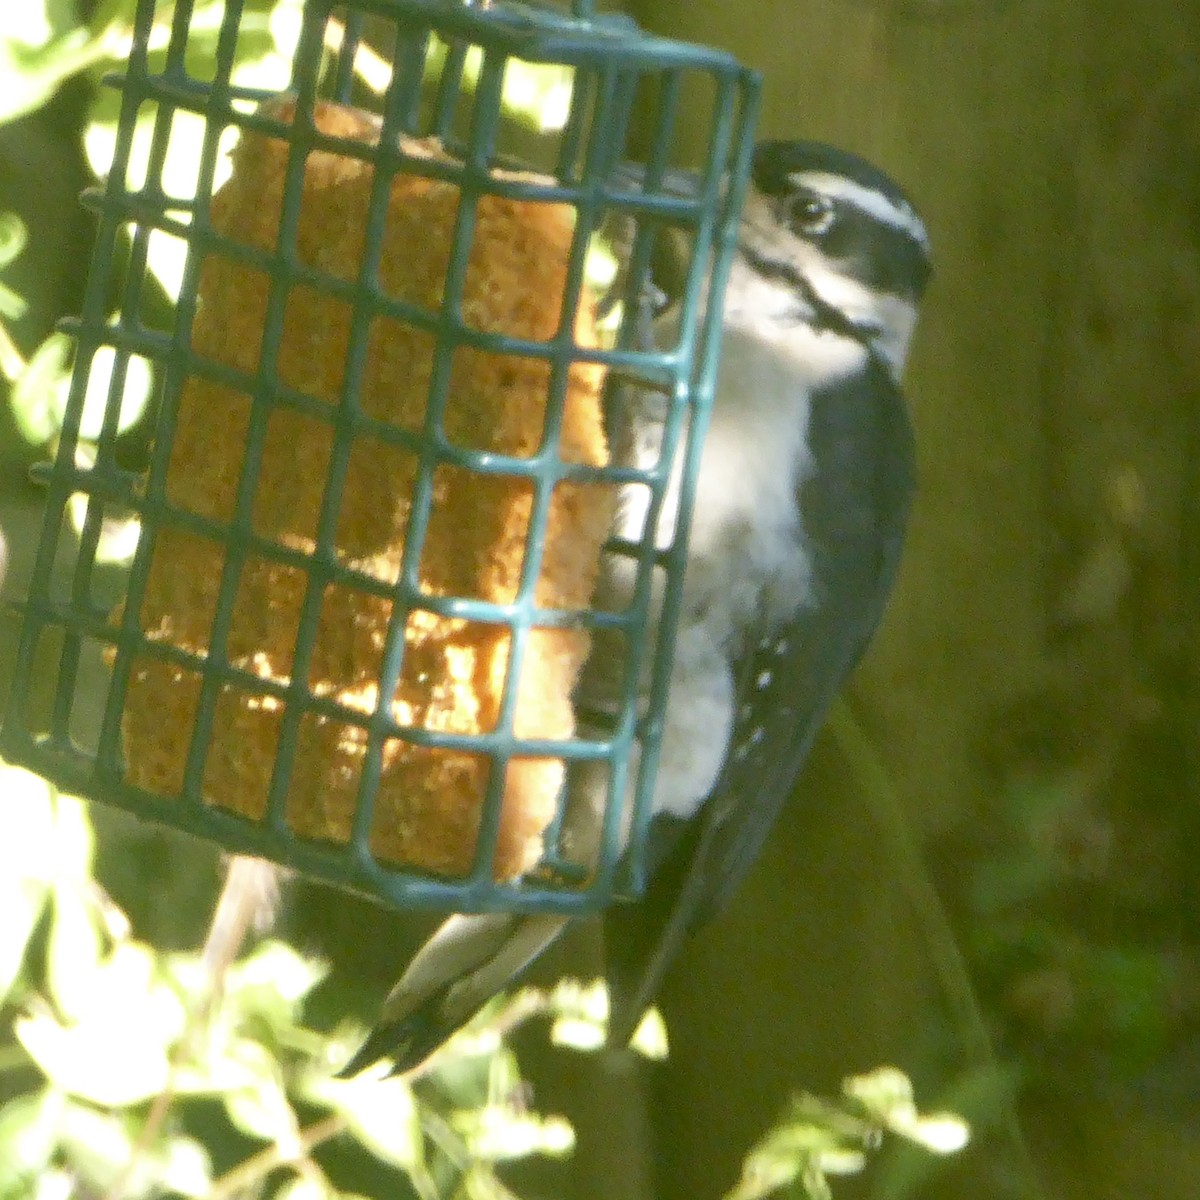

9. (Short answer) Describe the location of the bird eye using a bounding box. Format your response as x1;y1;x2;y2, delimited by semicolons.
785;190;834;236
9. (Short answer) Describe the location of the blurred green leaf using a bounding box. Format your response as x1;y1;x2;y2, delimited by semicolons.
45;879;105;1021
53;1119;212;1199
155;1134;214;1198
56;1102;136;1193
967;850;1059;917
902;1114;972;1155
276;1181;377;1200
8;330;156;448
727;1069;969;1200
0;761;58;868
0;1089;66;1192
51;793;95;883
8;330;72;446
4;0;84;46
547;977;606;1051
0;211;29;268
0;873;41;1006
424;1025;510;1108
492;57;576;132
0;763;57;1002
843;1067;970;1158
274;1179;335;1200
173;1024;278;1099
0;0;108;123
223;1075;297;1144
872;1064;1013;1200
0;211;29;323
453;1105;574;1163
0;28;104;125
424;37;576;133
83;0;302;298
629;1006;669;1060
66;488;143;566
728;1153;800;1200
17;941;185;1106
42;794;104;1019
87;0;138;39
302;1072;422;1171
0;772;647;1198
548;1012;605;1052
226;939;329;1015
843;1067;917;1128
16;1004;171;1107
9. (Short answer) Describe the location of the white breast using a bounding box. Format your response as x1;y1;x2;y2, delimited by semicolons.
687;308;873;641
587;282;870;820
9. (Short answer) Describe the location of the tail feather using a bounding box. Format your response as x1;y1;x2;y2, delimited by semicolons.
343;717;613;1077
338;988;460;1077
340;912;568;1076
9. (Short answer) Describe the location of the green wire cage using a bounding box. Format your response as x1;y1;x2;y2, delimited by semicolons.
0;0;759;915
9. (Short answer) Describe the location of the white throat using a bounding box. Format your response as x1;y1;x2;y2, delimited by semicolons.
720;257;869;388
800;258;918;380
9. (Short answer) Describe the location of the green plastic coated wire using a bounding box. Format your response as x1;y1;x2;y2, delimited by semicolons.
0;0;760;916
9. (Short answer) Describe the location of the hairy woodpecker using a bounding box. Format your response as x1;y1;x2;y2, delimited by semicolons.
341;139;932;1076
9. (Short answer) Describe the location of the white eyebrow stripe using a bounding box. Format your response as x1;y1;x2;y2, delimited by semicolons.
786;169;930;252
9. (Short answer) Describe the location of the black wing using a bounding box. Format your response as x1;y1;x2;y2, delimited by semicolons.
604;356;916;1043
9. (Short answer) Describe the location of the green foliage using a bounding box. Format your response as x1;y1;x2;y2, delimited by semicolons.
0;212;29;326
82;0;302;299
9;333;154;447
0;212;31;382
0;755;970;1200
0;755;624;1200
1;0;300;454
961;775;1181;1071
0;0;101;125
0;0;298;129
726;1067;969;1200
1;0;302;586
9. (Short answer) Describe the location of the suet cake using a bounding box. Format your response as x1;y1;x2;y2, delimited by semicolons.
120;99;614;881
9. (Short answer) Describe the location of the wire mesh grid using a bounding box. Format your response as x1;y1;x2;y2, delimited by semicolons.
0;0;759;915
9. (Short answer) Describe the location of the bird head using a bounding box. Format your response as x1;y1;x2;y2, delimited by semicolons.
728;139;932;380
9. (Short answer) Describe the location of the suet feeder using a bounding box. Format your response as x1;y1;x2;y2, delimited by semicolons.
1;0;759;915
